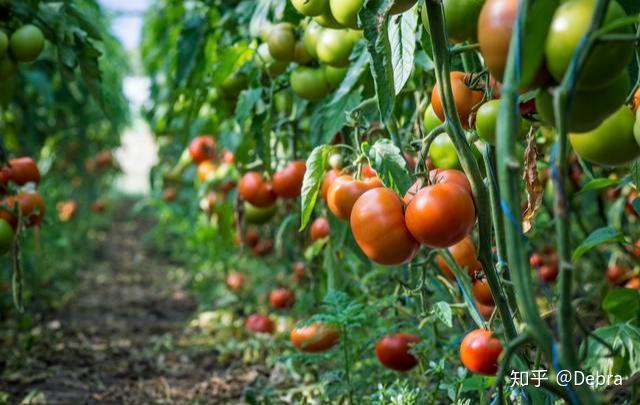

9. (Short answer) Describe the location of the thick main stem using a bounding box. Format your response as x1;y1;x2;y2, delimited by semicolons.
424;0;516;341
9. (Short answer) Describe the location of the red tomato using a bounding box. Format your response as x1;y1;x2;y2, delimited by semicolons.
436;237;481;278
624;276;640;290
245;314;275;334
189;136;216;164
95;150;114;169
239;172;277;208
539;265;558;283
252;239;274;257
90;200;106;213
269;288;295;309
3;191;46;228
56;201;78;223
162;188;178;202
320;169;341;200
221;149;235;164
472;278;494;306
460;329;503;375
405;183;476;248
431;71;483;129
404;169;472;204
476;300;495;320
0;157;40;186
290;322;340;352
529;253;544;268
226;271;245;292
375;333;421;372
350;188;420;265
245;228;260;248
292;261;306;280
310;216;330;241
606;265;628;285
361;164;377;178
272;160;306;199
327;175;383;220
197;160;216;182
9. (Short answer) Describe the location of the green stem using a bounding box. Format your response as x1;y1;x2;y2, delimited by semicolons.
341;325;354;404
424;0;517;342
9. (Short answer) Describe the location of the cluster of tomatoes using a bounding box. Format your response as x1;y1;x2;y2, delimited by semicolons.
0;157;45;255
0;24;45;81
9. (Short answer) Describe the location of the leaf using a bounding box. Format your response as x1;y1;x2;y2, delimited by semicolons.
387;9;417;95
521;0;559;88
300;145;332;230
631;161;640;190
235;88;263;125
176;14;208;86
522;134;543;233
577;178;621;195
433;301;452;328
367;139;412;195
603;288;640;323
582;323;640;378
414;50;434;71
572;227;625;261
311;89;363;145
328;45;369;105
618;0;640;15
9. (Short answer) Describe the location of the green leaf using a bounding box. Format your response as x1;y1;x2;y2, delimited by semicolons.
328;45;369;105
618;0;640;15
572;227;626;261
603;288;640;323
414;50;434;71
582;323;640;378
433;301;452;328
300;145;332;230
387;8;417;95
176;14;208;86
235;88;262;125
367;139;412;195
577;178;620;195
631;161;640;190
311;89;363;144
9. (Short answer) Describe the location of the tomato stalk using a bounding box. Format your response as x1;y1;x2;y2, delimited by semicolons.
423;0;517;341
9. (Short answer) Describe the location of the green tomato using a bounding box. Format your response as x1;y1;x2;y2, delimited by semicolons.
330;0;363;29
303;21;323;58
256;43;287;76
390;0;418;14
536;71;630;133
545;0;634;89
314;11;344;28
570;106;640;167
316;29;355;68
291;0;329;17
9;24;45;62
245;202;277;224
633;108;640;146
423;104;443;133
294;41;312;64
475;99;529;145
422;0;484;43
328;153;343;169
266;23;296;62
429;133;460;169
290;66;331;101
324;65;348;88
0;219;14;256
275;90;294;114
220;74;248;99
0;57;17;80
0;31;8;58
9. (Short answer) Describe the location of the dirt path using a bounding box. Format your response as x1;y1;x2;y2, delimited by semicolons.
0;205;260;404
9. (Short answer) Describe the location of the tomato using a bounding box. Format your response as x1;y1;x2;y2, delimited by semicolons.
2;192;45;228
460;329;503;375
162;188;177;202
390;0;417;14
256;43;287;76
244;202;277;224
329;0;362;29
405;182;476;248
545;0;633;90
477;0;517;82
0;219;14;256
539;265;558;283
423;104;443;133
246;228;260;248
476;300;495;320
570;106;640;167
291;0;329;17
529;253;544;268
197;160;216;183
303;21;323;58
269;288;295;309
328;153;343;170
361;164;377;178
321;169;341;200
325;65;348;88
422;0;484;43
634;88;640;112
606;265;627;285
536;71;630;133
405;169;472;205
316;29;356;68
221;149;235;164
252;239;274;257
472;278;494;306
226;271;245;292
290;66;331;101
313;10;344;29
310;216;330;241
431;72;483;129
292;261;306;279
436;237;481;278
220;74;248;99
267;23;296;62
293;41;312;64
272;160;306;199
189;136;216;164
625;277;640;290
57;201;78;223
0;157;40;186
327;175;383;220
350;188;419;265
475;99;528;145
9;25;45;62
428;134;462;169
245;314;275;334
375;333;420;372
90;200;106;213
291;322;340;352
239;172;277;208
95;151;114;169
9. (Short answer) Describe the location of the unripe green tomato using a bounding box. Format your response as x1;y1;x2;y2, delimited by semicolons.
0;31;8;58
429;133;460;169
545;0;634;89
390;0;418;14
423;104;443;133
256;43;287;76
633;108;640;147
260;22;274;42
536;71;630;133
324;65;348;88
475;99;528;145
10;24;45;62
314;11;344;28
267;23;296;62
422;0;484;43
220;74;248;99
316;29;355;68
294;41;312;64
275;90;294;114
570;106;640;167
291;0;329;17
303;21;323;58
245;202;278;224
330;0;363;29
328;153;343;169
0;219;13;256
290;66;331;101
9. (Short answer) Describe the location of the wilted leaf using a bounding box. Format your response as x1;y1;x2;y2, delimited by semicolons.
522;134;543;233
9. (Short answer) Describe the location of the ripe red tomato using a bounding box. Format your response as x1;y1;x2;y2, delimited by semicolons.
361;164;377;178
90;200;106;213
94;151;114;169
292;261;306;280
197;160;216;183
477;0;516;82
472;278;494;306
404;169;472;204
290;322;340;352
634;88;640;112
221;149;235;164
269;288;295;309
252;239;274;257
327;175;383;220
460;329;503;375
239;172;277;208
310;216;330;241
436;237;481;278
431;71;483;129
375;333;421;372
162;188;178;202
188;136;216;164
321;169;341;200
245;228;260;248
56;201;78;223
1;157;40;186
272;160;306;199
625;277;640;290
529;253;544;268
606;265;627;285
539;265;559;283
226;271;245;292
476;300;495;320
245;314;275;334
3;191;46;228
405;183;476;248
350;188;419;265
